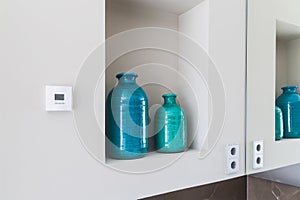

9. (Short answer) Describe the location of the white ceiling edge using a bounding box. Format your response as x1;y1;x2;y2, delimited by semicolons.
277;20;300;41
108;0;206;15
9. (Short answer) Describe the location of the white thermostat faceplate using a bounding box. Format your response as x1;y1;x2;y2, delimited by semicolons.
45;85;72;111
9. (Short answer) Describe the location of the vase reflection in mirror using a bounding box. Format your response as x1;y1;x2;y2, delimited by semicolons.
276;86;300;138
275;106;283;140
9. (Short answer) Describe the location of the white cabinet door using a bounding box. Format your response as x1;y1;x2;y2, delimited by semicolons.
0;0;246;199
247;0;300;174
78;0;246;199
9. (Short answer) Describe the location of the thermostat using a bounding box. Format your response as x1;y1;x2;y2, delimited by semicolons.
45;85;72;111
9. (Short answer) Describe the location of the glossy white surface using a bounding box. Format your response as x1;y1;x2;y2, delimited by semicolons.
247;0;300;174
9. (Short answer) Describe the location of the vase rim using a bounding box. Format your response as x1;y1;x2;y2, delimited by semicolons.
282;85;298;90
116;72;138;79
163;93;177;98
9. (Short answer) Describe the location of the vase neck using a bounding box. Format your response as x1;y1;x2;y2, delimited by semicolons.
163;94;177;105
116;72;137;84
282;86;298;94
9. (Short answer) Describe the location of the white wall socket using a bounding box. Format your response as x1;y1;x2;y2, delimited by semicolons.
226;144;239;174
252;140;264;169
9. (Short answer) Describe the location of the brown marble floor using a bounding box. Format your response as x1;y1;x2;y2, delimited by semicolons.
141;176;246;200
248;176;300;200
141;176;300;200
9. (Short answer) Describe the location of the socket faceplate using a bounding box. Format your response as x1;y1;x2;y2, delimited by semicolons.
252;140;264;169
226;144;240;174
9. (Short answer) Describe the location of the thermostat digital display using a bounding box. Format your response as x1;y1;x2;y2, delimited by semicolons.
45;86;72;111
55;94;65;101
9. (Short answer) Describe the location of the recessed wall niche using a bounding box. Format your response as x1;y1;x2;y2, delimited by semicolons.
276;20;300;97
104;0;213;173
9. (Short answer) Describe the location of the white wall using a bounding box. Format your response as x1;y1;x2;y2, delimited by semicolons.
287;38;300;87
276;38;300;97
0;0;105;199
178;0;210;151
276;40;288;97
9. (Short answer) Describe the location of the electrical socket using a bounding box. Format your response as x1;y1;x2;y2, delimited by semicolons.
226;144;239;174
252;140;264;169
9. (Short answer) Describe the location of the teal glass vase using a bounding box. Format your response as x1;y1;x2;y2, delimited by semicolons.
106;72;149;159
154;94;187;153
275;106;283;140
276;86;300;138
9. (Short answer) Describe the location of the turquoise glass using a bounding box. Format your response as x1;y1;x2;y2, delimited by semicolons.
276;86;300;138
154;94;187;153
106;72;148;159
275;106;283;140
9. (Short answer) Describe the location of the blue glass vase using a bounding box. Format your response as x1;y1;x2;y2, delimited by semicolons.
276;86;300;138
275;106;283;140
106;72;148;159
154;94;187;153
